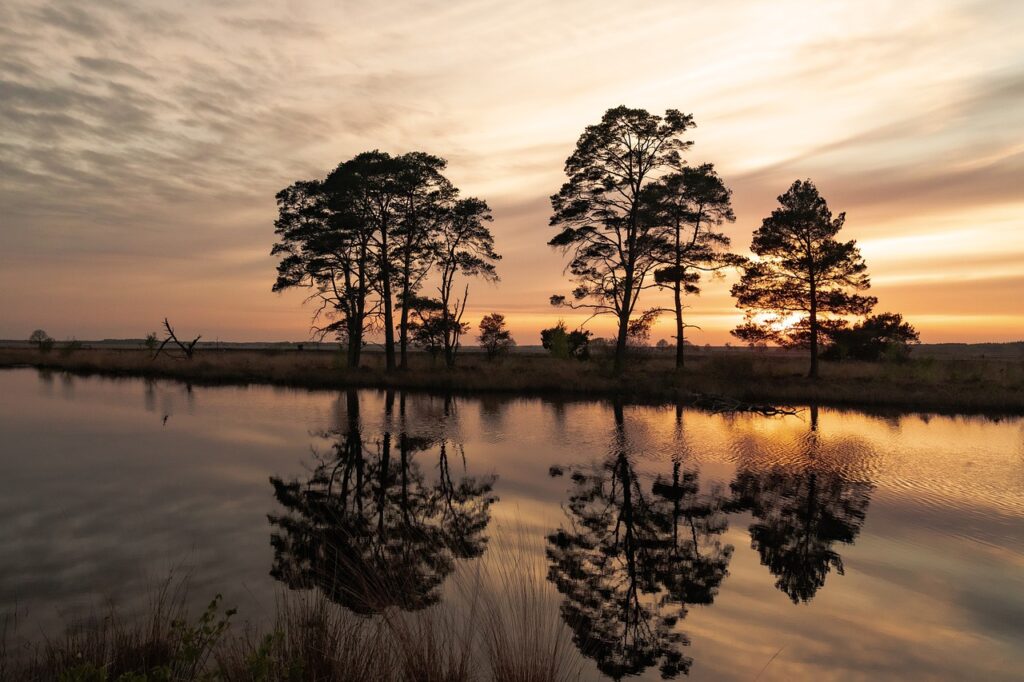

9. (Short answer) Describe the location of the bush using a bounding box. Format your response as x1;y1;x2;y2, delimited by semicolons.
824;312;920;362
540;321;590;360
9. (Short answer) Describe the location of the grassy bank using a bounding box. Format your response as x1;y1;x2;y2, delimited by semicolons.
2;540;583;682
1;346;1021;414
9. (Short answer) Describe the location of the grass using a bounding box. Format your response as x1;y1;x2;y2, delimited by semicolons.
1;345;1022;414
2;530;584;682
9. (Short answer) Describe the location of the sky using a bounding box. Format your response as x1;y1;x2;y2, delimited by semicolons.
1;0;1022;345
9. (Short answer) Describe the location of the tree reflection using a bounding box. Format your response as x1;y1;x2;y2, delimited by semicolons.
729;407;873;603
652;461;733;608
546;404;732;679
268;391;497;614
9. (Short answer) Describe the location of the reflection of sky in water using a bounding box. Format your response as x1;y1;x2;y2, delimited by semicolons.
0;368;1022;680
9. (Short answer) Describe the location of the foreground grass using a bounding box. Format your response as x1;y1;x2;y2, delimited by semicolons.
2;539;583;682
1;346;1022;414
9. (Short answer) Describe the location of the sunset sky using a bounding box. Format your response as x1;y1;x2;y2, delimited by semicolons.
2;0;1022;344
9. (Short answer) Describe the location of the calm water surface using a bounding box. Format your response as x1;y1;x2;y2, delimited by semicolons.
1;368;1022;680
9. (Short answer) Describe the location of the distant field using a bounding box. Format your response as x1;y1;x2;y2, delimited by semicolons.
1;344;1021;414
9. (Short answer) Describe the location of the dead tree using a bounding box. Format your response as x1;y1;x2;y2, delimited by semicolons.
153;318;201;360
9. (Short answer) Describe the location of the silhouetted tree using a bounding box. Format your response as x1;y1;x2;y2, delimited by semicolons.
29;329;53;353
731;180;876;378
824;312;920;362
435;198;500;368
325;151;409;371
549;106;696;373
271;179;376;368
649;164;739;368
393;153;455;369
268;391;497;613
274;152;488;371
477;313;515;360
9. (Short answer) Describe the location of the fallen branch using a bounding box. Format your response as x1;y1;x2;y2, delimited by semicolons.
153;318;201;361
690;393;801;416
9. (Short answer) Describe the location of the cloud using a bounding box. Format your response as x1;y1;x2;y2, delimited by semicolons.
0;0;1022;341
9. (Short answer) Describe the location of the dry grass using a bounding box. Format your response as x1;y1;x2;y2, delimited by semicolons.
2;528;584;682
1;345;1022;413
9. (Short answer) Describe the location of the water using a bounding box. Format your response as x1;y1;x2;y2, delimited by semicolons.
1;367;1022;680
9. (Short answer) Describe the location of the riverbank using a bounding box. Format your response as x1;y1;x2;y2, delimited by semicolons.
1;347;1021;414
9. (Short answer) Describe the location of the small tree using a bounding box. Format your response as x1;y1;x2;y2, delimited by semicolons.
29;329;53;353
731;180;876;378
824;312;920;362
477;313;515;360
406;296;465;363
144;332;159;351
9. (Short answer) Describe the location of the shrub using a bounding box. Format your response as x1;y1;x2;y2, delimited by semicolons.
824;312;920;362
540;321;590;360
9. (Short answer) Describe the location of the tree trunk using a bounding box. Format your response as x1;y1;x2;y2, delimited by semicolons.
673;217;685;370
808;279;819;379
398;281;410;369
674;278;684;370
381;257;396;371
347;324;362;369
614;271;634;374
614;306;630;374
